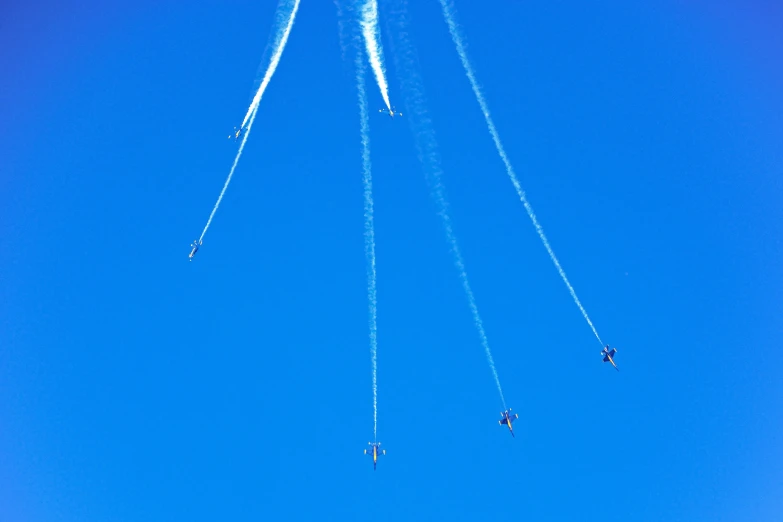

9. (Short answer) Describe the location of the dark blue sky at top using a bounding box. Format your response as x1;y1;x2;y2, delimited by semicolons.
1;0;781;520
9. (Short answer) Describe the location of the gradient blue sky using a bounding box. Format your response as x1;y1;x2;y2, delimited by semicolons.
1;1;781;520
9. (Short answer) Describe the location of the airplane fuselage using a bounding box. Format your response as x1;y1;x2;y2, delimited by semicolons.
500;410;517;437
602;347;618;370
366;442;383;470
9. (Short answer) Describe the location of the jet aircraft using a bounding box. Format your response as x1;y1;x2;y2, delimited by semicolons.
379;107;402;119
188;239;201;261
601;345;619;371
364;442;385;470
498;409;519;437
228;126;242;140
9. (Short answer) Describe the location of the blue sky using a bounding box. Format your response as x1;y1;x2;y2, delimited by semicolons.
1;0;781;520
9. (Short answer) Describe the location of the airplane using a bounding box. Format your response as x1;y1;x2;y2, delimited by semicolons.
364;442;386;470
379;107;402;119
601;345;619;371
498;408;519;437
228;126;242;140
188;239;202;261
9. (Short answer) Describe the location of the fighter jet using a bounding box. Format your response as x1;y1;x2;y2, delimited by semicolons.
228;126;242;141
498;409;519;437
188;239;201;261
379;107;402;119
364;442;385;470
601;345;619;371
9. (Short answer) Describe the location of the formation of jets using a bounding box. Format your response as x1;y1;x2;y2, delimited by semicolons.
196;106;623;471
379;106;402;119
364;442;385;470
358;344;620;468
193;109;406;260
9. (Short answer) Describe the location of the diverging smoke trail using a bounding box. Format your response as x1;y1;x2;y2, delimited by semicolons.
438;0;603;346
355;53;380;441
241;0;301;129
387;3;507;409
199;0;300;243
359;0;392;111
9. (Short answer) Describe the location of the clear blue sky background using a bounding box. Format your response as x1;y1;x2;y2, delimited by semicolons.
1;0;781;520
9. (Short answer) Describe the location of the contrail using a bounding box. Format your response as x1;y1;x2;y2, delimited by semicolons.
198;0;300;243
359;0;392;111
387;2;507;409
355;52;379;442
438;0;604;346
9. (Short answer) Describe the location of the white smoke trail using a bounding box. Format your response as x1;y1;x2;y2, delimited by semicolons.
199;105;258;243
240;0;301;129
355;53;379;442
334;0;348;63
199;0;300;243
360;0;392;111
438;0;604;346
387;3;507;409
334;0;353;65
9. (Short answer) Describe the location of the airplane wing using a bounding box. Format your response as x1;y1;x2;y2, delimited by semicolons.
609;349;617;357
499;417;508;425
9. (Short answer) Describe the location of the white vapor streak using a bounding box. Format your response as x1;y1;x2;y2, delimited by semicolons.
241;0;301;129
445;214;507;410
360;0;392;111
388;4;507;409
334;0;350;63
356;54;379;442
439;0;603;346
199;0;300;243
200;105;259;243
